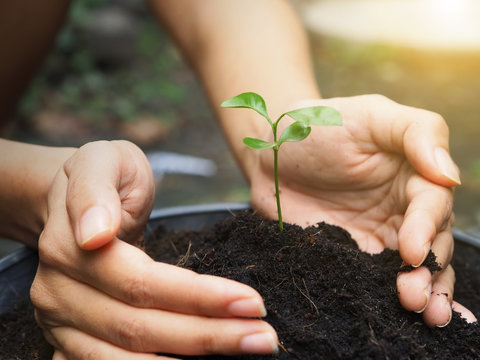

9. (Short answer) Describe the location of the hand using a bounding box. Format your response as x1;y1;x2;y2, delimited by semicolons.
31;140;277;359
249;94;477;328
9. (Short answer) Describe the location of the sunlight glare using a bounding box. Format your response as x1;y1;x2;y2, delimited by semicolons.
301;0;480;51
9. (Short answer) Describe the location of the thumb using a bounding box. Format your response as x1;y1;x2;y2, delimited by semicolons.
72;204;121;250
368;95;461;187
64;141;123;250
63;141;153;250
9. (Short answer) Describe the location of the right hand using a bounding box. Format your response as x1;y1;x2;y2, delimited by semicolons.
30;140;278;359
249;95;476;328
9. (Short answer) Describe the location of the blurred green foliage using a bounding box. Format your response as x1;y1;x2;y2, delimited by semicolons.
18;0;186;125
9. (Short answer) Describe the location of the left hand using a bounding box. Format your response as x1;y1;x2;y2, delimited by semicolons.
32;140;277;359
249;94;476;328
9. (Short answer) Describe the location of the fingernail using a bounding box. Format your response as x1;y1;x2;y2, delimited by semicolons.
437;299;453;328
414;283;432;313
412;243;429;268
228;298;267;318
434;147;461;185
79;206;112;248
240;332;278;354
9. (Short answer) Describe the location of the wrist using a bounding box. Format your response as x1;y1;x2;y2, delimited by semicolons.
34;145;77;227
0;140;75;246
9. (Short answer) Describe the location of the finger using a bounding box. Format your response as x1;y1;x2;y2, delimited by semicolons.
35;237;267;318
50;327;173;360
62;140;154;250
92;241;269;317
364;94;461;186
36;271;278;355
396;226;454;316
429;226;454;271
398;174;453;266
397;266;432;313
422;265;454;327
397;227;460;326
452;301;477;323
423;265;478;327
62;141;123;249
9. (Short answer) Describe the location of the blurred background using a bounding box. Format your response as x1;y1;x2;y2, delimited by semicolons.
2;0;479;255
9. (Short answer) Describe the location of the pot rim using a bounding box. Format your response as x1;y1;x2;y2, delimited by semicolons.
150;201;250;220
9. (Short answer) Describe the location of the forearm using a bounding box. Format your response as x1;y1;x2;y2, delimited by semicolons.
148;0;321;180
0;139;75;247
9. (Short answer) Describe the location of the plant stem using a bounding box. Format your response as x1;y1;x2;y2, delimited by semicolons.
273;148;284;232
272;121;283;232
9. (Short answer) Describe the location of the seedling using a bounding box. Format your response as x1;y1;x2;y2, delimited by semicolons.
221;92;342;231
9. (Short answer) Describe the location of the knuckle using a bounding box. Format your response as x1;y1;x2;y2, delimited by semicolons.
121;271;151;307
363;93;393;108
199;331;224;354
428;111;447;125
30;271;50;310
114;139;139;152
423;111;449;134
30;276;58;327
37;228;66;267
369;93;389;102
77;346;103;360
80;140;110;154
29;277;43;308
64;141;110;173
37;242;58;268
114;316;147;351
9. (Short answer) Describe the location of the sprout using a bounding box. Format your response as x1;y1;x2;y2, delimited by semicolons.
221;92;342;231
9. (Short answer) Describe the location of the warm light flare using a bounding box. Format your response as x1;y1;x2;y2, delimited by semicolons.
300;0;480;51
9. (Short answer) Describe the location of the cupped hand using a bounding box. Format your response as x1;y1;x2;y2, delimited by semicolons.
249;94;477;328
31;140;277;359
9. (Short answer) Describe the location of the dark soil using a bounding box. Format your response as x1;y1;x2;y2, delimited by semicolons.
148;210;480;359
1;210;480;359
0;301;53;360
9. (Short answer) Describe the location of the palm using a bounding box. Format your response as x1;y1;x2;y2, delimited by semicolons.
250;98;414;253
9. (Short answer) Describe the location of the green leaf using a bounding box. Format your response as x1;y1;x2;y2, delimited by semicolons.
284;106;342;126
278;122;311;144
243;137;276;150
221;92;270;123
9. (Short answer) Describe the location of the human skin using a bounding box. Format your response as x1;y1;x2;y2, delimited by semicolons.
0;139;75;246
0;0;475;358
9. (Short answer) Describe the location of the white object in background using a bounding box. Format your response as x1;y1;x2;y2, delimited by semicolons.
146;151;217;180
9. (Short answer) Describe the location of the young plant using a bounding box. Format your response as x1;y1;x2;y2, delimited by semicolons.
221;92;342;232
